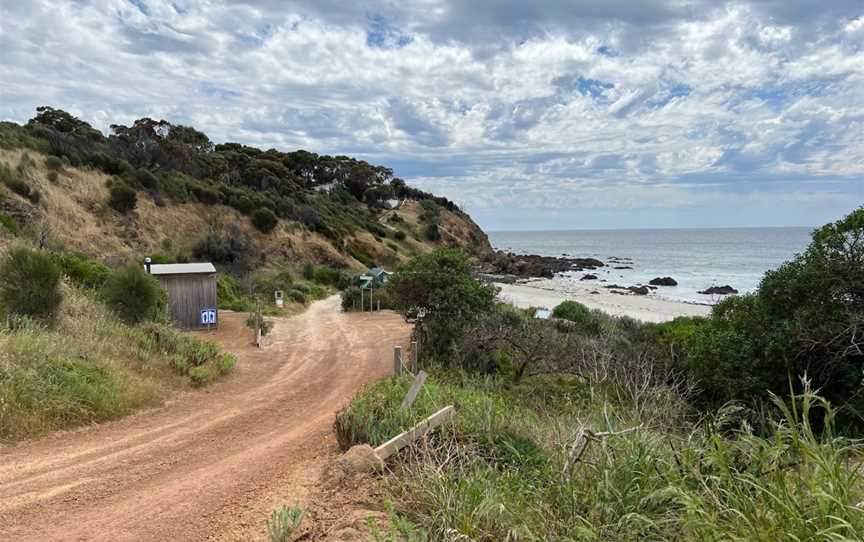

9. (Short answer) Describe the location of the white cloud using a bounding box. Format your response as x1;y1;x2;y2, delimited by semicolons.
0;0;861;229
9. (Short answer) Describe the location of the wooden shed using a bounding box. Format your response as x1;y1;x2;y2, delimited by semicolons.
147;262;218;330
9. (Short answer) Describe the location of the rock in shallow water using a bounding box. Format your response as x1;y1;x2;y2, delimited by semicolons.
649;277;678;286
699;285;738;295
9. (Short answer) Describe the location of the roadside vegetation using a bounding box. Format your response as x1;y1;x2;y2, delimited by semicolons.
0;243;235;443
337;208;864;540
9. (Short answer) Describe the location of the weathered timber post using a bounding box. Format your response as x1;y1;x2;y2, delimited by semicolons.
410;340;418;373
400;370;428;409
377;300;381;312
374;405;456;460
394;346;403;376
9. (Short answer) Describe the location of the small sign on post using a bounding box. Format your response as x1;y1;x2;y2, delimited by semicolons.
200;308;217;327
274;290;284;308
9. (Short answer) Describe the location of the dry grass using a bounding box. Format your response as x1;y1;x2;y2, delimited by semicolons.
0;149;483;272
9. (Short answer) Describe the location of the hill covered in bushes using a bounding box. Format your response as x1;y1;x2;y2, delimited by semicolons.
0;107;492;273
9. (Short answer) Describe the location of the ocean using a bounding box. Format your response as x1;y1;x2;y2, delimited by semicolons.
488;227;813;304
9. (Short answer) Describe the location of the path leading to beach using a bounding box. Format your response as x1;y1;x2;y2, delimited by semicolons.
0;296;410;541
497;279;712;322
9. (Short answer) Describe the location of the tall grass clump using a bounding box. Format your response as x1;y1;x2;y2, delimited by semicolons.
266;506;304;542
338;370;864;541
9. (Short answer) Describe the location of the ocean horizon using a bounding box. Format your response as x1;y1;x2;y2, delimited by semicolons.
488;226;812;304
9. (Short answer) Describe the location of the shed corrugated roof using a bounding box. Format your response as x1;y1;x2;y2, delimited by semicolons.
149;263;216;275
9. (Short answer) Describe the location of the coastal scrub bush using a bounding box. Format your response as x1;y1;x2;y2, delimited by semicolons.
45;155;63;171
108;181;137;213
0;246;63;323
251;207;278;233
552;300;591;326
423;223;440;241
102;264;167;324
52;252;111;290
388;248;497;359
193;226;250;272
679;208;864;429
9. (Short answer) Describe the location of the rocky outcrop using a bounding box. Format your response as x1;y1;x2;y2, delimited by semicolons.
649;277;678;286
699;285;738;295
580;274;598;281
628;285;651;295
480;252;605;278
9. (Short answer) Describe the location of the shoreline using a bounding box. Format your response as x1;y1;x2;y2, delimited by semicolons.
495;277;712;323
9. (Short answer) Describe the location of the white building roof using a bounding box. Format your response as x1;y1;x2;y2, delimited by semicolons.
149;263;216;275
534;308;551;320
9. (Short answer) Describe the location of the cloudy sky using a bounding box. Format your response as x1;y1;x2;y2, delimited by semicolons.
1;1;862;230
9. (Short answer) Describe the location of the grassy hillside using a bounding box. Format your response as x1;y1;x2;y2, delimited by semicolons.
0;110;492;273
0;275;235;443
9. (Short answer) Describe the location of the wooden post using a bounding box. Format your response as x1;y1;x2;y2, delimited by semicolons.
374;405;456;460
360;288;364;312
400;370;427;409
394;346;402;376
410;340;418;373
377;300;381;312
255;300;262;348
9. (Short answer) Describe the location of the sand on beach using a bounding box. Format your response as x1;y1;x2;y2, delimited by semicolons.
496;278;712;323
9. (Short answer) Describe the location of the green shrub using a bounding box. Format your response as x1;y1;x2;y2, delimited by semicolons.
677;208;864;429
423;223;440;241
0;246;62;323
47;170;58;183
193;227;250;272
394;229;407;241
53;252;111;290
188;365;213;386
312;265;349;288
302;261;315;279
251;207;278;233
45;155;63;171
0;211;17;235
551;300;591;325
108;182;137;213
102;264;167;324
389;249;497;359
287;288;307;304
218;353;236;375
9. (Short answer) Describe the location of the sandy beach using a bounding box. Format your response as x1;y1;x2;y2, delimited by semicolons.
496;277;712;323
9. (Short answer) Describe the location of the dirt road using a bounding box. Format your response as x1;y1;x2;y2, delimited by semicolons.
0;296;410;541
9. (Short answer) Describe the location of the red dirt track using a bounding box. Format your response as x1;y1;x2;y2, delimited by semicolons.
0;296;410;541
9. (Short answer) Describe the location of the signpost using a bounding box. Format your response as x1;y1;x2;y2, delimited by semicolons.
200;308;217;332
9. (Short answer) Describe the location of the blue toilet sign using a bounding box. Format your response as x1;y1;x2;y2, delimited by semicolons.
200;308;217;325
